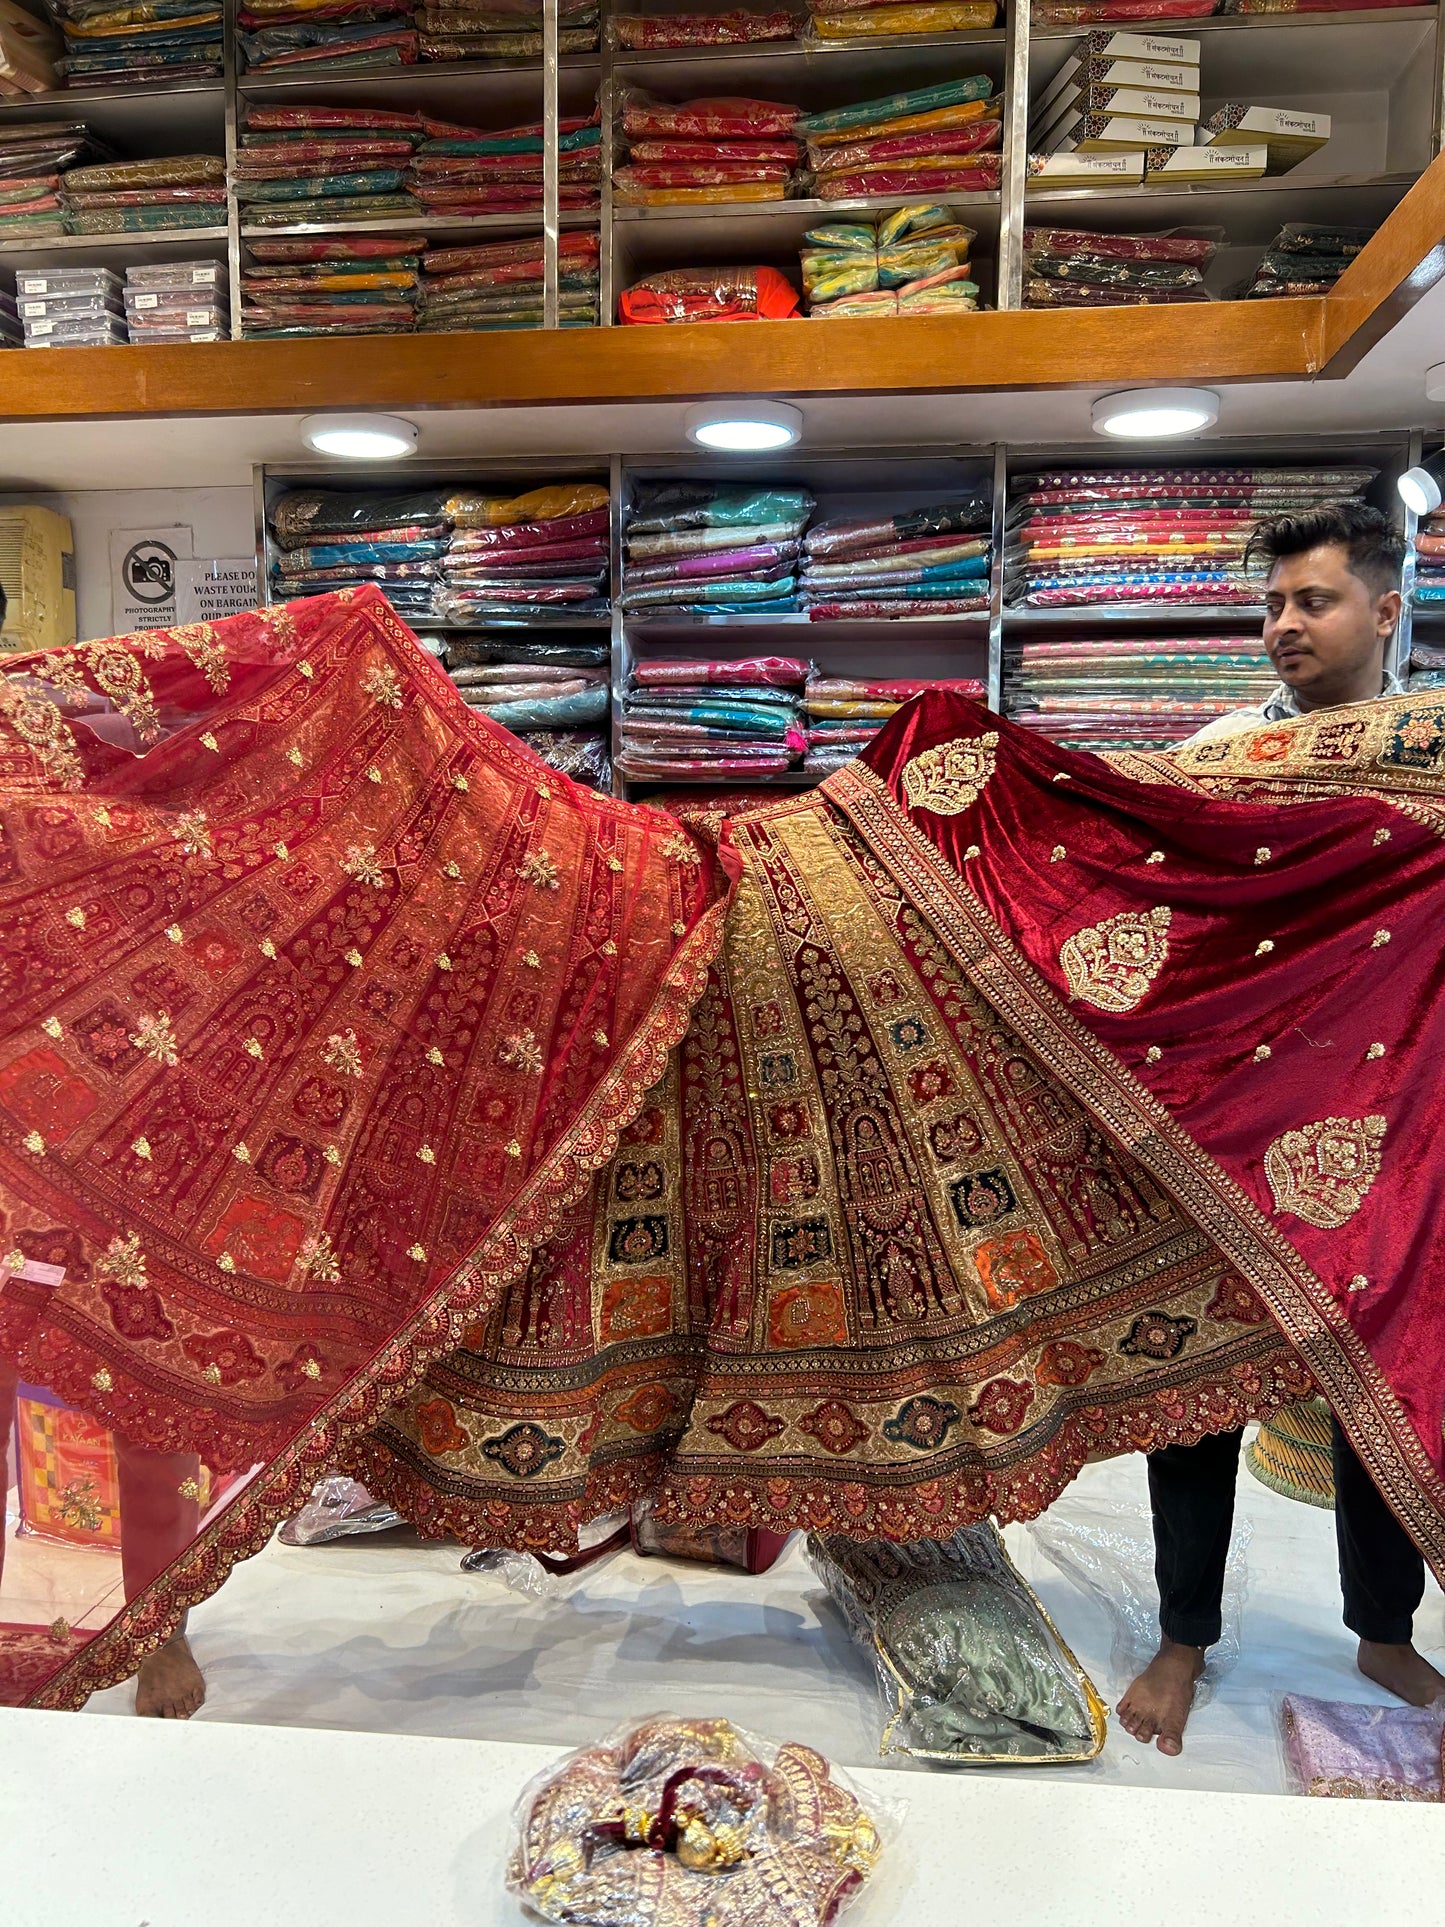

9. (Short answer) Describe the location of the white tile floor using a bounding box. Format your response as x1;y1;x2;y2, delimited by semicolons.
82;1440;1445;1795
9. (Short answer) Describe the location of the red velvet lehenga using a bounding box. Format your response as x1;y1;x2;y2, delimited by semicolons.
1;585;1442;1710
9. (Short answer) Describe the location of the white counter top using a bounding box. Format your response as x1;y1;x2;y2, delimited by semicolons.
3;1702;1441;1927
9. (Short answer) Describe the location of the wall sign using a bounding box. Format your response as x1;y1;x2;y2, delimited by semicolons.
109;524;193;633
175;558;260;625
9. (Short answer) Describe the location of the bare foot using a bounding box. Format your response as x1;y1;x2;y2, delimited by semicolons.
1116;1639;1206;1756
135;1632;205;1719
1357;1640;1445;1708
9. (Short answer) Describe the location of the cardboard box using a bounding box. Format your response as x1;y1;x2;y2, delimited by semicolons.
1026;149;1146;188
1145;143;1269;181
1037;55;1199;121
1203;103;1330;172
1036;85;1200;142
1081;28;1201;64
1044;112;1198;154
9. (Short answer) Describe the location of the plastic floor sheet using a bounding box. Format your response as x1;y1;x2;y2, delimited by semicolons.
81;1444;1445;1796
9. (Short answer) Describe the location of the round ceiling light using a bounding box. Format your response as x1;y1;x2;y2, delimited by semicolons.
1091;387;1220;439
684;400;802;452
1424;360;1445;403
300;413;419;460
1398;458;1445;518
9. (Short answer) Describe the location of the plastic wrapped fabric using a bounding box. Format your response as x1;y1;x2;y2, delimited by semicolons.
1224;0;1401;9
807;119;1001;173
622;575;797;609
615;180;790;205
808;100;998;149
795;75;993;140
243;104;425;132
271;489;452;546
807;499;990;558
245;195;418;224
421;233;598;277
1022;227;1216;265
233;169;410;200
456;676;601;704
520;728;611;790
448;509;609;551
416;26;596;51
445;636;608;668
621;92;801;140
1280;1696;1444;1799
619;265;799;324
627;542;800;584
450;662;603;687
610;10;797;46
61;153;224;190
807;675;985;701
1028;254;1206;290
617;747;796;777
1025;280;1210;307
627;700;799;738
1031;0;1213;16
443;484;607;529
809;1528;1106;1763
613;161;794;191
467;685;608;728
250;233;427;260
71;204;226;231
809;2;997;32
628;485;813;533
1268;222;1374;254
807;595;987;619
631;657;811;688
814;160;999;198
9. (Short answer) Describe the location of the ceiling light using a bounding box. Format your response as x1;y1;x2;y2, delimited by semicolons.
1091;387;1220;439
300;413;418;460
1425;361;1445;403
1399;455;1445;518
685;400;802;452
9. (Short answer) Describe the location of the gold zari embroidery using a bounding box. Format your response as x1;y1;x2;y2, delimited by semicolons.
900;732;999;817
1264;1114;1387;1229
1059;906;1173;1014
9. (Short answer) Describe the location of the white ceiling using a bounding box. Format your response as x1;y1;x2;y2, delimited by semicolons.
2;280;1442;491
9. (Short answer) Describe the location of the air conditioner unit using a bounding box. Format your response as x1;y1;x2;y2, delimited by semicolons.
0;506;76;654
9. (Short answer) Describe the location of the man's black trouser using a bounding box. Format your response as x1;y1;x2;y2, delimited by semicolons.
1148;1417;1425;1648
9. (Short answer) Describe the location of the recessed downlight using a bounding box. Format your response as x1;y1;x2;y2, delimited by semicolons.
684;400;803;452
300;413;419;460
1091;388;1220;439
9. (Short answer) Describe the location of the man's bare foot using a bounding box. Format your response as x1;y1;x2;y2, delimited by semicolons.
135;1632;205;1719
1116;1639;1206;1756
1357;1640;1445;1708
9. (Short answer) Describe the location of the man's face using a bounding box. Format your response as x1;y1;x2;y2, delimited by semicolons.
1261;542;1399;704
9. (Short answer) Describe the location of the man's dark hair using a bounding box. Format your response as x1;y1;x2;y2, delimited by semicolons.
1245;502;1404;597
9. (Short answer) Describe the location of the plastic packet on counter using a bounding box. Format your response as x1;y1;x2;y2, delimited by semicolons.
620;89;802;140
808;1527;1107;1764
506;1714;900;1926
1279;1694;1444;1801
610;9;797;46
277;1474;404;1546
619;264;800;323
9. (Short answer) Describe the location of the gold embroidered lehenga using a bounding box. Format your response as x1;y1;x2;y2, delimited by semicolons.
2;587;1442;1708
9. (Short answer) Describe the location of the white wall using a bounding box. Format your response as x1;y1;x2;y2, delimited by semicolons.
0;485;254;641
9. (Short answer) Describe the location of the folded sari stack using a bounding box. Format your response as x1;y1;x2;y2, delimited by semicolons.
619;263;799;322
1413;509;1445;611
801;495;991;618
622;483;814;614
1030;1;1216;23
409;112;602;216
1242;221;1373;298
1007;463;1378;608
610;12;797;47
807;0;998;41
45;0;222;85
61;152;226;233
0;121;105;239
434;482;611;625
242;233;424;337
1024;225;1213;308
1007;637;1275;750
417;0;599;59
618;656;810;782
237;0;419;74
804;672;986;772
418;231;599;331
795;76;1002;202
801;204;979;318
270;489;454;618
234;104;424;228
613;91;801;206
445;637;611;781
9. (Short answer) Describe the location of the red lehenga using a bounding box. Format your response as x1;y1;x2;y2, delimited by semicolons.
2;585;1442;1710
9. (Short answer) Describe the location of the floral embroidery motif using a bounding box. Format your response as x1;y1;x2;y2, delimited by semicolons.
181;1328;266;1386
416;1397;469;1458
0;675;84;788
1119;1311;1197;1360
84;644;161;742
340;844;385;888
1205;1273;1269;1325
480;1421;566;1478
974;1230;1060;1311
1060;905;1172;1013
613;1383;680;1434
968;1376;1035;1435
1264;1114;1387;1229
171;623;230;693
498;1029;543;1075
170;810;213;860
362;663;403;710
883;1394;961;1450
798;1399;869;1455
1366;1041;1386;1060
707;1399;786;1452
900;732;999;817
1034;1341;1105;1388
98;1232;147;1290
519;849;559;890
129;1012;179;1066
299;1235;340;1283
322;1031;363;1078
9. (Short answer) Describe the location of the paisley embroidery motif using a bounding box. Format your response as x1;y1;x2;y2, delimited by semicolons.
1060;906;1173;1013
1264;1114;1387;1229
900;732;999;817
